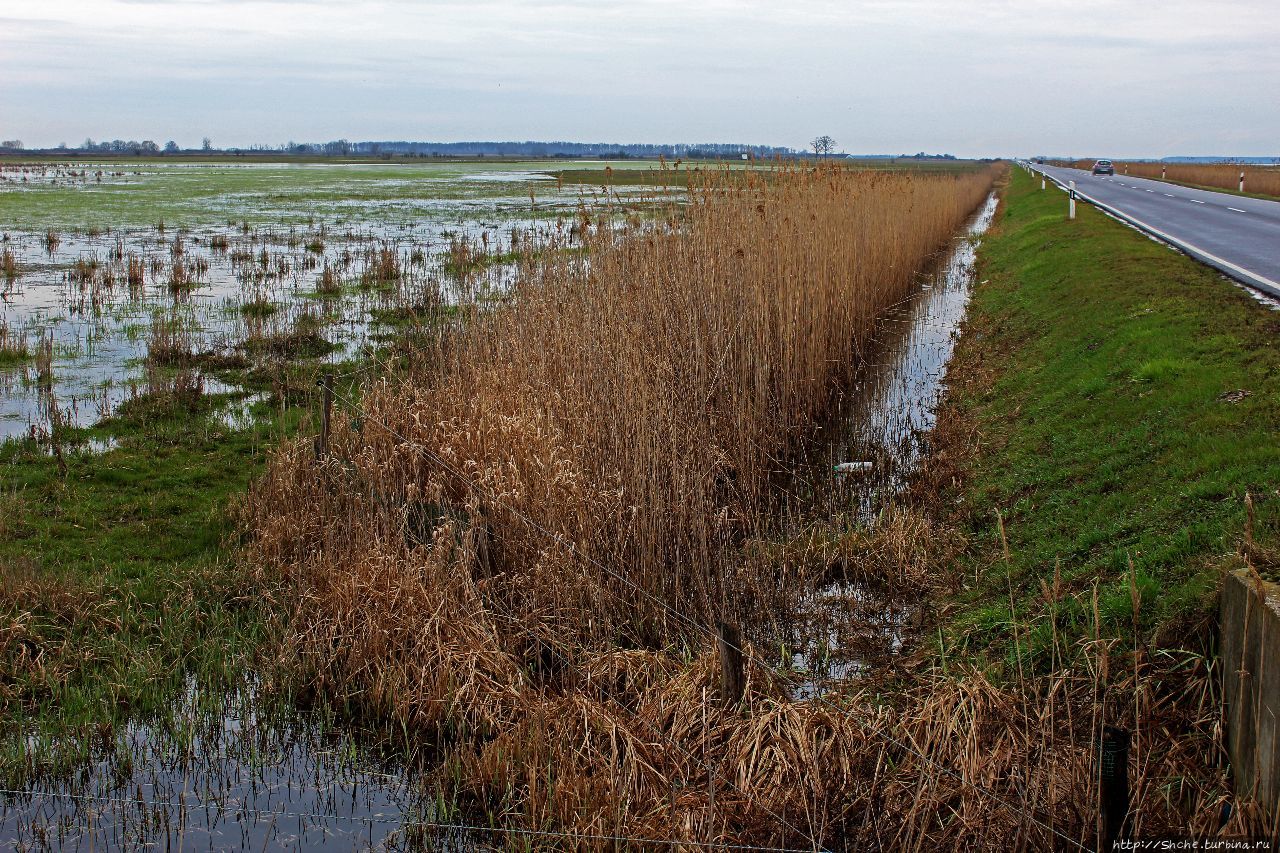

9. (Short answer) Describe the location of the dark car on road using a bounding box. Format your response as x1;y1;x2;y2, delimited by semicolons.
1092;159;1115;176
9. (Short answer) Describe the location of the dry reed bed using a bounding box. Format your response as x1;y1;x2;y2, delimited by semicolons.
235;164;1246;847
248;163;997;626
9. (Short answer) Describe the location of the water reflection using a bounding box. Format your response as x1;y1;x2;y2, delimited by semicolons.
784;192;999;696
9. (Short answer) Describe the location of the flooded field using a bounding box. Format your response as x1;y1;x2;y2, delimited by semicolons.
0;160;652;442
0;158;668;850
1;685;457;852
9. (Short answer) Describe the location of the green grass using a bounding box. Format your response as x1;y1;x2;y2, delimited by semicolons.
441;248;526;277
0;395;278;728
0;349;31;368
942;167;1280;668
240;298;278;318
0;355;370;783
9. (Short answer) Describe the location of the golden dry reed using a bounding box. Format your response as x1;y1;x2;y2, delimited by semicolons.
238;163;1248;848
246;162;996;634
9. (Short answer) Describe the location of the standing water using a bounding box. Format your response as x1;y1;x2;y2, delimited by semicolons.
783;192;999;696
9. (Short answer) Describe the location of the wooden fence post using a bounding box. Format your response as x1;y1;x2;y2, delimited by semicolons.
1100;726;1131;850
315;372;334;459
717;621;744;706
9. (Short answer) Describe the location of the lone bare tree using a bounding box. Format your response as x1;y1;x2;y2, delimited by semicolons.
811;135;837;157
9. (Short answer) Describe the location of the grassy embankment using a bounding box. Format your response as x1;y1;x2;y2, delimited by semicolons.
1129;162;1280;200
937;165;1280;668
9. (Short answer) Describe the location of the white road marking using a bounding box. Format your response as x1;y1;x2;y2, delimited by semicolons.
1146;189;1155;193
1228;207;1247;213
1068;185;1280;297
1190;199;1205;204
1163;194;1175;197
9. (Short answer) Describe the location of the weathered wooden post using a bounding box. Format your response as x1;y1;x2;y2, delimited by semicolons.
315;372;334;459
1100;726;1131;850
1221;563;1280;826
716;621;745;706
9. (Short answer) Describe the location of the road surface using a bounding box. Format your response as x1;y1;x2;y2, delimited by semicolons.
1027;163;1280;299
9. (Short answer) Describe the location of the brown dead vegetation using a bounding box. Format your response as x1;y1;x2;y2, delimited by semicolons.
238;163;1256;848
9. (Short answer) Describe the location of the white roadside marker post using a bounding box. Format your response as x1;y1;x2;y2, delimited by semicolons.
1240;171;1246;193
1069;181;1077;219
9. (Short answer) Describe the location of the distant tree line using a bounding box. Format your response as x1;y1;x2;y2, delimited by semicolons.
1;136;967;161
849;152;958;160
283;140;800;158
73;138;164;154
1;137;799;159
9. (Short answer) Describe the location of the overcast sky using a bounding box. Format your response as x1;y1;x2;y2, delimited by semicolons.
2;0;1276;157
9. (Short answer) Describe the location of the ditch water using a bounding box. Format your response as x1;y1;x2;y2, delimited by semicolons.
0;190;999;849
782;192;999;696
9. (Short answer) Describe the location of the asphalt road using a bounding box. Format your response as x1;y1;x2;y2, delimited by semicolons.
1028;163;1280;299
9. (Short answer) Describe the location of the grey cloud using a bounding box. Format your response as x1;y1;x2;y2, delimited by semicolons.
2;0;1278;156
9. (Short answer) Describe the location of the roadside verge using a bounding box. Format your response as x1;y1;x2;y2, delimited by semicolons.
930;165;1280;665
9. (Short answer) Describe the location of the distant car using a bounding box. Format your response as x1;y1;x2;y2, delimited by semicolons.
1092;159;1115;176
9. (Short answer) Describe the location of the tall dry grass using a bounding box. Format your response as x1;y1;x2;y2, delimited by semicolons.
234;163;1252;846
1;247;17;282
247;162;997;639
0;319;28;364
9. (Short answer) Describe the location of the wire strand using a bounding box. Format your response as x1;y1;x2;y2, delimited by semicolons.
0;788;812;853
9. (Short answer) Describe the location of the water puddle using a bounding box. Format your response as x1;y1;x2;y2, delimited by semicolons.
0;684;475;851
